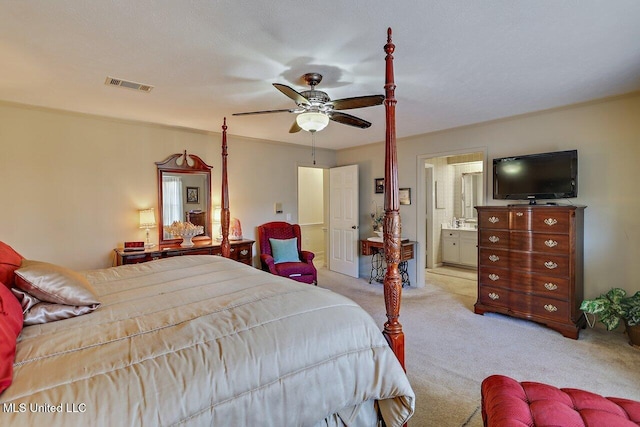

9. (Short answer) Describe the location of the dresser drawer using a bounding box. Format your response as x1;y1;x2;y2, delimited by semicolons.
509;232;570;254
477;285;511;309
530;253;569;277
510;209;531;230
479;230;510;249
509;251;569;277
531;233;570;254
478;248;510;269
530;296;571;323
119;253;149;264
509;271;570;299
509;294;570;323
187;248;214;256
531;210;571;233
478;211;509;229
479;267;509;288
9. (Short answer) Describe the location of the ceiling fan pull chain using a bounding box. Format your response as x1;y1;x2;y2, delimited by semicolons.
311;132;316;165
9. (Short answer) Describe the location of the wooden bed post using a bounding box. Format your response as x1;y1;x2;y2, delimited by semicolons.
382;27;405;370
220;117;231;257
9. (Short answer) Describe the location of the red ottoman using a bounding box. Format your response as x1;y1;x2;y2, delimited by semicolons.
481;374;640;426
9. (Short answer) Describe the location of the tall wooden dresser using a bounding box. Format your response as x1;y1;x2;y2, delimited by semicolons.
474;205;586;339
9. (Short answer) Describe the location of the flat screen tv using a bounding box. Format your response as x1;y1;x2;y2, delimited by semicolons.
493;149;577;203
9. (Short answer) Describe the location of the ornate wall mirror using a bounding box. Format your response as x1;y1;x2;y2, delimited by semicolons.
156;151;212;245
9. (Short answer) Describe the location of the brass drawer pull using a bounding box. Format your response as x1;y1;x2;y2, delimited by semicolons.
488;292;500;300
488;254;500;262
240;249;248;256
544;218;558;226
489;235;500;243
516;212;524;217
489;273;500;281
544;239;558;248
544;304;558;312
488;216;499;223
544;282;558;291
544;261;558;269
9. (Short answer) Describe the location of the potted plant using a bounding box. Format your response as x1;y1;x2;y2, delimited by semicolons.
580;288;640;347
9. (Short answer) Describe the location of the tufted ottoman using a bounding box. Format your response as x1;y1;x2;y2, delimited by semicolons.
481;374;640;426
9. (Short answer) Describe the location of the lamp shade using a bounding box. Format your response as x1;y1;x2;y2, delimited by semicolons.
139;208;156;228
213;206;222;223
296;112;329;132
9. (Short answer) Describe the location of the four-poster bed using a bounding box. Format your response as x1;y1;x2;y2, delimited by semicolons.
0;28;413;426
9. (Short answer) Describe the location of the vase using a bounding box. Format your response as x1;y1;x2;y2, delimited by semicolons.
181;234;195;247
625;322;640;348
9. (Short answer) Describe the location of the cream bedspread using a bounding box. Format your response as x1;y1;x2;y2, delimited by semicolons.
2;256;414;426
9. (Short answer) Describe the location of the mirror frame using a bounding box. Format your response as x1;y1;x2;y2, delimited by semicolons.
156;151;213;246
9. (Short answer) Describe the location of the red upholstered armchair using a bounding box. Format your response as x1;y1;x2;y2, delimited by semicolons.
258;222;317;285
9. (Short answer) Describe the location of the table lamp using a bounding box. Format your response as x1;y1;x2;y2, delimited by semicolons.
139;208;157;248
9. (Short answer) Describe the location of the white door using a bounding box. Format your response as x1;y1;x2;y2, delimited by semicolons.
329;165;359;277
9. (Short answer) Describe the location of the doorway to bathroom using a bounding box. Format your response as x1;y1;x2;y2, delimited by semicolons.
416;150;485;277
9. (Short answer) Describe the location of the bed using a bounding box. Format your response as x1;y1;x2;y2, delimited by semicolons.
0;28;413;426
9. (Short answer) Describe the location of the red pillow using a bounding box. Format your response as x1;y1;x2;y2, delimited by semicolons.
0;242;24;289
0;282;23;394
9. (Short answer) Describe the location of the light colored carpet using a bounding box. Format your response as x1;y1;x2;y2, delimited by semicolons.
426;265;477;281
317;267;640;427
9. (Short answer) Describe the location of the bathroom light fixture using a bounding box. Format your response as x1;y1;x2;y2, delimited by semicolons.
138;208;157;248
296;112;329;133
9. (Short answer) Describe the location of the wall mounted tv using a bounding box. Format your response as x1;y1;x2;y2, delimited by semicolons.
493;149;577;203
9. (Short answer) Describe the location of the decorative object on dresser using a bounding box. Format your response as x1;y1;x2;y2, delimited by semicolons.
257;221;317;285
123;241;145;252
114;239;254;266
138;208;157;248
474;205;586;339
164;221;204;247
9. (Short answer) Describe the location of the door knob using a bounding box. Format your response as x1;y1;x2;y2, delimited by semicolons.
351;225;358;229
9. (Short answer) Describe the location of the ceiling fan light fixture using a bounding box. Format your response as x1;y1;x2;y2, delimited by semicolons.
296;112;329;132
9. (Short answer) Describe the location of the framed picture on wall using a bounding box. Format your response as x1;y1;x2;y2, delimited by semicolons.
399;188;411;205
186;187;199;204
375;178;384;194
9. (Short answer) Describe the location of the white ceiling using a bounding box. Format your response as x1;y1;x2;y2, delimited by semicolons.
1;1;639;150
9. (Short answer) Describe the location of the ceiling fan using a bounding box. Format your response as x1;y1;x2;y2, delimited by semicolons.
232;73;385;133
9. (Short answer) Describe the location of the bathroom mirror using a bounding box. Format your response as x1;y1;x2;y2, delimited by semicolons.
156;151;212;245
461;172;483;219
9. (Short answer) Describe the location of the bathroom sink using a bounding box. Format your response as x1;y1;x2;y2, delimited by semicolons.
441;224;477;231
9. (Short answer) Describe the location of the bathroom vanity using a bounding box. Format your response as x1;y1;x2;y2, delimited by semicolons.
441;225;478;268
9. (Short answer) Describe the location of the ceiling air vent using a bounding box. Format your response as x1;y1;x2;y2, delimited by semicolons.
105;76;154;93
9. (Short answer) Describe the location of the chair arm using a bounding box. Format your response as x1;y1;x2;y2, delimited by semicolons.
300;250;315;264
260;254;278;274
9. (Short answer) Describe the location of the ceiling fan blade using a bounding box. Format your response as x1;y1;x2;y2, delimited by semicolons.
289;120;302;133
232;108;294;116
327;111;372;129
328;95;384;111
273;83;310;106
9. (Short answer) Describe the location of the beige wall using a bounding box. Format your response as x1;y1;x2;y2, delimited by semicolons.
337;93;640;297
0;101;336;270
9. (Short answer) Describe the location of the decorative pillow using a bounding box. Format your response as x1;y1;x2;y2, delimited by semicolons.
0;241;24;289
269;237;300;264
13;260;101;325
0;282;23;394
